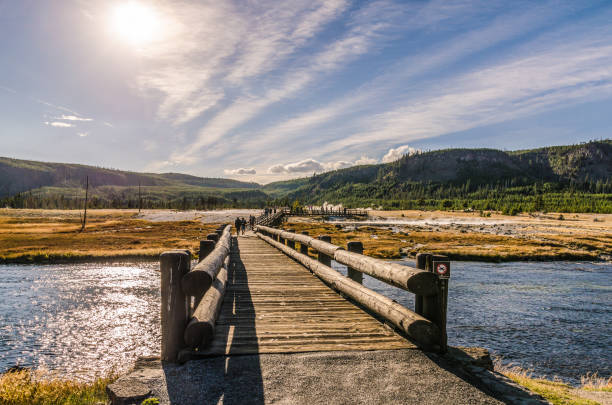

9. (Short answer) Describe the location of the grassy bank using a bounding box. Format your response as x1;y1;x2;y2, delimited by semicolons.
0;368;115;405
281;220;611;261
0;209;220;264
495;362;611;405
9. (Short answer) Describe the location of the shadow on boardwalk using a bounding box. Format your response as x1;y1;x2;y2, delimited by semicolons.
163;236;264;404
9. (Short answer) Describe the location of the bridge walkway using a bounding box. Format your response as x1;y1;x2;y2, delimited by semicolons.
200;234;416;355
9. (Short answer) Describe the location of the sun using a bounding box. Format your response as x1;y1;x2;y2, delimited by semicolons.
110;1;161;46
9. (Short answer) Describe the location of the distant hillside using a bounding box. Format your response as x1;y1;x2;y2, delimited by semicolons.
0;157;258;197
265;140;612;213
2;140;610;212
0;157;263;209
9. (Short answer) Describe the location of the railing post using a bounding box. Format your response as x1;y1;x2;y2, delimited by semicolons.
300;231;309;255
198;240;215;263
279;232;285;245
317;235;332;266
414;253;429;315
346;241;364;284
432;254;450;353
160;250;190;362
286;229;295;249
207;233;219;243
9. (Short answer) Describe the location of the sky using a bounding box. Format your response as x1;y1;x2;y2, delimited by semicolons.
0;0;611;184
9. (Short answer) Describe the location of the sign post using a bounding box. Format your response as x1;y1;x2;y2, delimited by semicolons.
432;256;450;352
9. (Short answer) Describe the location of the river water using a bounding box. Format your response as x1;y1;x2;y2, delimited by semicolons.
0;261;610;383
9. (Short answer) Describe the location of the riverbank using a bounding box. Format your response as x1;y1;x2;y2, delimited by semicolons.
0;209;221;264
0;208;609;263
284;210;611;261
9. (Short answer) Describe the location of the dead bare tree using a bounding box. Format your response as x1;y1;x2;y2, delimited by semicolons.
80;176;88;232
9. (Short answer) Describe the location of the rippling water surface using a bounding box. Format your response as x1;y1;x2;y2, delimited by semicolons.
0;263;160;380
332;260;612;384
1;261;610;384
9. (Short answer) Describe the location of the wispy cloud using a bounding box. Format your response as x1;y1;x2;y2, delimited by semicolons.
55;114;93;122
44;121;75;128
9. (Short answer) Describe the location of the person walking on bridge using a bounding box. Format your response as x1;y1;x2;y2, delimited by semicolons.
240;217;246;235
234;217;241;236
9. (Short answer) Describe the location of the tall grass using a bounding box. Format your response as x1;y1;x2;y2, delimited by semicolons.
0;368;115;405
494;360;610;405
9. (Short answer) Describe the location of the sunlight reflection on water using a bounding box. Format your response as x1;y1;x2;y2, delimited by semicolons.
0;263;160;380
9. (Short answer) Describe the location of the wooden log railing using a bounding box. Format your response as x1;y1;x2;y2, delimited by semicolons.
255;225;450;352
160;224;232;362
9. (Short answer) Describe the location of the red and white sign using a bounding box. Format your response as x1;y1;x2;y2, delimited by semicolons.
433;261;450;278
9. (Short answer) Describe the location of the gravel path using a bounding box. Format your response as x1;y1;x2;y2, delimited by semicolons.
107;349;547;404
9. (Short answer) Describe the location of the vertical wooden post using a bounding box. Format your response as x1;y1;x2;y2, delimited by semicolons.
198;240;215;263
422;254;438;324
347;241;364;284
432;254;450;353
414;253;429;315
160;250;190;362
207;233;219;243
279;232;285;245
300;231;309;255
317;235;332;266
286;229;295;249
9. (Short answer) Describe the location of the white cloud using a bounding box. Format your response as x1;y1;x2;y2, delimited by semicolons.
224;167;257;175
354;156;378;165
55;114;93;122
269;158;325;174
382;145;420;163
44;121;74;128
267;155;378;175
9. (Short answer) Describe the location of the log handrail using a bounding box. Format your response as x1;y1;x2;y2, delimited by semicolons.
181;225;232;296
256;225;438;296
161;224;232;362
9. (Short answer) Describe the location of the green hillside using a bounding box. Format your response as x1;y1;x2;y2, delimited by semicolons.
1;140;611;212
266;140;612;213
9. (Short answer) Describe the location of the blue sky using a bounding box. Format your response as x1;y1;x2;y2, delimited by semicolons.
1;0;611;183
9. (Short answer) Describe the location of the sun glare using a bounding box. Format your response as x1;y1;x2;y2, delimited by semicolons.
110;1;161;46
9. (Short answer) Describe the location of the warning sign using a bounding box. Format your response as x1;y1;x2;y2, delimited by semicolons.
433;261;450;279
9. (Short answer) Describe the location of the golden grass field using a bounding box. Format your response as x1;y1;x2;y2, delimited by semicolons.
0;208;610;263
0;209;220;263
283;210;612;261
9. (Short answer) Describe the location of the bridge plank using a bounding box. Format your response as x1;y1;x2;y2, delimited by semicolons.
198;235;415;355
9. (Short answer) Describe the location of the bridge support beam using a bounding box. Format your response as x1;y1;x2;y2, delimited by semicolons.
160;250;191;362
347;241;363;284
317;235;332;266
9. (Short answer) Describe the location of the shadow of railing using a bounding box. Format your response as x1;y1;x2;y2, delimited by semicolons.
163;236;264;404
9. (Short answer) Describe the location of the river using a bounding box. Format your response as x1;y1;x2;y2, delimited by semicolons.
0;260;610;383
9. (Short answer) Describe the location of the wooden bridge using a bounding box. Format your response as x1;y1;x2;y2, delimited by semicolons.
255;207;369;227
105;222;547;404
160;223;450;362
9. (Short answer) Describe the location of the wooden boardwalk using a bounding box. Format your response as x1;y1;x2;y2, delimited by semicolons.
200;234;415;355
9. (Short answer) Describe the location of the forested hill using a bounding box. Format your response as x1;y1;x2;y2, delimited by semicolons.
0;157;258;197
1;140;611;212
264;140;612;213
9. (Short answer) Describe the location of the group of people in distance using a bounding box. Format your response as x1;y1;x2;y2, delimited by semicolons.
234;215;257;235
